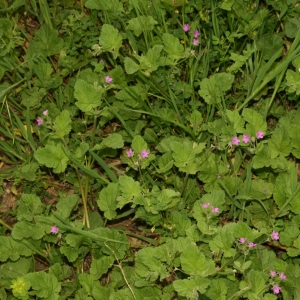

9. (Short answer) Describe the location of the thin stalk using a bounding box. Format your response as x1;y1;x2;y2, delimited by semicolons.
0;219;13;231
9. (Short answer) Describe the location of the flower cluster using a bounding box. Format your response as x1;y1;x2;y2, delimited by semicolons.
231;131;264;146
269;270;286;294
183;24;200;46
271;230;279;241
50;225;59;234
36;110;49;126
126;148;149;159
238;237;257;248
200;202;219;213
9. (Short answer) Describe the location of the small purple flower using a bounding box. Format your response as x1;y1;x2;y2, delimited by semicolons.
193;39;200;45
242;134;250;143
232;136;240;145
238;238;247;244
126;148;134;158
212;206;219;213
183;24;190;32
194;30;200;38
270;270;277;277
272;285;281;295
256;130;264;139
271;230;279;241
279;272;286;280
105;76;113;83
50;225;59;234
42;110;48;115
217;174;221;179
248;242;257;248
99;57;103;62
201;203;210;208
140;149;149;158
226;165;230;168
36;117;43;126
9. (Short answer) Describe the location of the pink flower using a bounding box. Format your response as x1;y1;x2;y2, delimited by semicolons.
248;242;257;248
193;39;200;45
256;130;264;139
105;76;113;83
271;230;279;241
217;174;221;179
232;136;240;145
272;285;281;295
270;270;277;277
194;30;200;38
183;24;190;32
42;110;48;115
279;272;286;280
238;238;247;244
212;206;219;213
140;149;149;158
126;148;134;158
50;225;59;234
36;117;43;126
99;57;103;62
226;165;230;168
242;134;250;143
201;203;210;208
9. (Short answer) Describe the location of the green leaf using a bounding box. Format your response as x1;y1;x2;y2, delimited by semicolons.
127;16;158;37
173;277;210;299
118;175;141;201
180;244;216;277
135;247;169;282
286;69;300;95
97;183;119;220
242;108;267;136
13;163;39;182
226;109;245;133
90;256;114;280
0;257;31;279
26;272;61;300
280;226;299;247
170;141;194;166
34;143;69;173
93;228;129;260
131;135;148;153
139;45;164;73
92;133;124;151
256;34;283;60
55;194;79;220
221;0;235;10
285;18;300;38
124;57;139;74
53;110;71;138
16;194;45;221
162;33;184;60
31;24;63;56
85;0;123;17
206;279;228;300
12;220;45;240
74;79;103;112
268;127;292;157
99;24;122;58
198;73;234;104
0;236;32;261
157;152;174;173
209;225;236;257
60;245;80;262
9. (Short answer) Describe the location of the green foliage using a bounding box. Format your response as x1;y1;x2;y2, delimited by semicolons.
2;0;300;298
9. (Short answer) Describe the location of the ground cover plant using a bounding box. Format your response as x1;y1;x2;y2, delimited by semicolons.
1;0;300;299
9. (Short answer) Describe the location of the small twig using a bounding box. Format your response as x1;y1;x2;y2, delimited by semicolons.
104;242;136;300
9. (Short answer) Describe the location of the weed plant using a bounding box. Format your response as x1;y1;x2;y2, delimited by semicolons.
1;0;300;299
